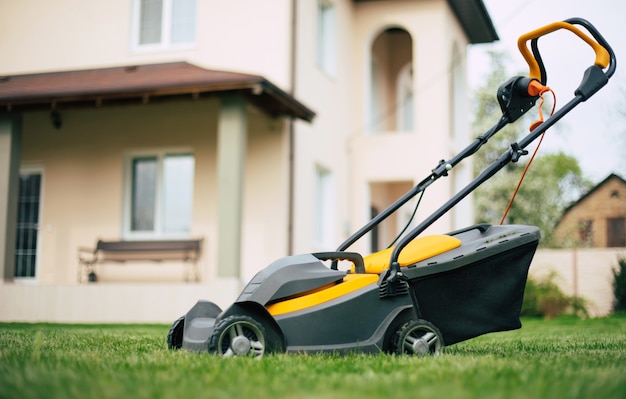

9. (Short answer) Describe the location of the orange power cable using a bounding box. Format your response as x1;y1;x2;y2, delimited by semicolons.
500;85;556;225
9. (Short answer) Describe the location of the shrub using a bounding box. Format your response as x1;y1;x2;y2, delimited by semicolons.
520;277;541;317
613;257;626;313
521;271;588;319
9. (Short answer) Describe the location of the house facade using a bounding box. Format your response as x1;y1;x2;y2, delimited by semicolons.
554;173;626;248
0;0;496;322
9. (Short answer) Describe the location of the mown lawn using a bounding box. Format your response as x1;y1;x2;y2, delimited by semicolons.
1;315;625;399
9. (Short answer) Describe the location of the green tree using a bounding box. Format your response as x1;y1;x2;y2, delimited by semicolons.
471;51;592;247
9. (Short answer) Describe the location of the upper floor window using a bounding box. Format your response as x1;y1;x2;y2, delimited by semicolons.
316;0;337;77
314;165;335;249
124;151;195;239
132;0;196;51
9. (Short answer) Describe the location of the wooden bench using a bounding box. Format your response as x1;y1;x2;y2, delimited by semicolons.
77;239;202;283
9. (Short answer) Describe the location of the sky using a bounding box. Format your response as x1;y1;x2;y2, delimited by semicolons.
467;0;626;183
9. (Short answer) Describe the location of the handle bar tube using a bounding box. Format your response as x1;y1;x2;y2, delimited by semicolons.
389;85;595;272
335;116;510;252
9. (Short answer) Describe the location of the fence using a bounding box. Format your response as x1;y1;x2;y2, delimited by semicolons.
530;248;625;317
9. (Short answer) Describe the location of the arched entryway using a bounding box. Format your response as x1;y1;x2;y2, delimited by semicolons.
367;27;413;134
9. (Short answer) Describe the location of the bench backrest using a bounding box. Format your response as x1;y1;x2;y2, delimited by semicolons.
95;239;201;262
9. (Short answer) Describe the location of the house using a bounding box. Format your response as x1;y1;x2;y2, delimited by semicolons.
554;173;626;248
530;173;626;316
0;0;497;322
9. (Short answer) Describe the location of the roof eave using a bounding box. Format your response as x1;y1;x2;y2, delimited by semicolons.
0;62;316;122
447;0;499;44
352;0;499;44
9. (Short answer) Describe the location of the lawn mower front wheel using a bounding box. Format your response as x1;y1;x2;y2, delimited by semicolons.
393;319;444;356
208;315;266;358
166;315;185;350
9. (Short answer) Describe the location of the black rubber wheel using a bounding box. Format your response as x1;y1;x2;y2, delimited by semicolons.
208;315;266;358
166;315;185;350
393;319;444;356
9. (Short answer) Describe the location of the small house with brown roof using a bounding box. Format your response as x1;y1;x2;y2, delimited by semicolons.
554;173;626;248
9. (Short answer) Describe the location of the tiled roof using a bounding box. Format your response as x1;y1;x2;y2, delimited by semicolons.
0;62;315;121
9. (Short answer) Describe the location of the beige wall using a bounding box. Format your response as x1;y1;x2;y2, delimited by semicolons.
0;283;240;323
288;0;356;253
0;0;133;74
17;100;288;285
0;0;293;88
241;114;290;282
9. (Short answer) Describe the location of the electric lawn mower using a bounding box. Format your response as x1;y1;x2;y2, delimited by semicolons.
167;18;616;357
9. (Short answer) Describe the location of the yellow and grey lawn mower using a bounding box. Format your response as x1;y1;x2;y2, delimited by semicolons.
167;18;616;357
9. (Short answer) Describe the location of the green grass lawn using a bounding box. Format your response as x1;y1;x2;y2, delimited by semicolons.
1;315;625;399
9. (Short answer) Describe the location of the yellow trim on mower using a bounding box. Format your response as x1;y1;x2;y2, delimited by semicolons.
359;235;462;274
266;274;379;316
267;235;460;316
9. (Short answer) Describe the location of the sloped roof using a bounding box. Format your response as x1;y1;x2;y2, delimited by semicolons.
560;173;626;218
0;62;315;122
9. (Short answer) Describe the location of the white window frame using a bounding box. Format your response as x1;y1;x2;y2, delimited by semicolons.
122;149;195;240
316;0;337;77
130;0;197;52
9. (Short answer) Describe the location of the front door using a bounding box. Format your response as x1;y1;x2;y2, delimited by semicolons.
15;168;42;280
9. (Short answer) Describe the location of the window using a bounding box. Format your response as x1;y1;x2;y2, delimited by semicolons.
607;217;625;247
15;169;43;279
578;219;593;246
316;0;337;77
133;0;196;50
314;166;335;248
125;152;194;238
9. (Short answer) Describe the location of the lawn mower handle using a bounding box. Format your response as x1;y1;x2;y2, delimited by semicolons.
381;18;616;281
518;18;616;86
497;18;616;123
336;19;615;283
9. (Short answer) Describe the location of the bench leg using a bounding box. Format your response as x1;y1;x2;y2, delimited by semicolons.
77;260;97;283
186;261;200;283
